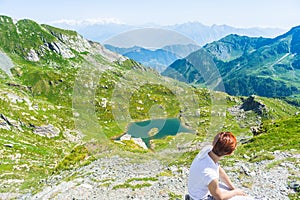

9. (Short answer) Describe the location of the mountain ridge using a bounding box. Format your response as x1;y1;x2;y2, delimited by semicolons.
104;44;200;72
162;25;300;97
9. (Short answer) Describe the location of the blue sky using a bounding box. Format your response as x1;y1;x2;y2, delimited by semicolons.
0;0;299;28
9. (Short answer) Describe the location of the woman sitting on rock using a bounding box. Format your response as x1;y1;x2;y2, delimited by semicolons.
187;132;254;200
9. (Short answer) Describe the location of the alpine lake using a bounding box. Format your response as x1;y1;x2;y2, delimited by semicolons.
116;118;195;148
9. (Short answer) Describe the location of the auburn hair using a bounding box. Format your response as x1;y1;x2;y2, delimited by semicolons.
212;132;237;156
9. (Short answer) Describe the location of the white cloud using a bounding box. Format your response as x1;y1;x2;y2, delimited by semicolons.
50;18;124;26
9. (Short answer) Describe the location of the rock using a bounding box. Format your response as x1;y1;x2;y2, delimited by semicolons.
43;41;75;59
0;118;10;130
168;166;178;174
240;138;252;144
114;140;125;145
274;150;281;154
5;83;32;93
132;137;148;149
80;183;93;189
250;126;263;136
120;134;131;141
241;95;267;115
33;124;60;138
63;129;83;142
26;49;39;61
0;193;20;200
101;98;108;108
48;42;75;58
4;144;13;148
33;104;39;110
240;165;255;177
195;109;201;117
0;113;19;128
89;41;126;63
5;93;25;103
48;32;91;53
289;181;300;191
73;112;80;117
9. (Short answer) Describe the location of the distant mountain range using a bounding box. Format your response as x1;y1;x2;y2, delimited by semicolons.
52;21;286;74
162;26;300;97
166;22;285;46
105;44;200;72
51;21;286;46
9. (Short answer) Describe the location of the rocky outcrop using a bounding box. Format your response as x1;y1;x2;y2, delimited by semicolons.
250;125;263;136
228;96;264;135
63;129;83;143
241;95;267;115
89;41;126;62
43;42;75;58
26;49;40;61
0;117;10;130
47;29;91;53
32;124;60;138
132;137;148;149
6;83;32;93
120;134;131;141
119;134;148;149
0;114;19;129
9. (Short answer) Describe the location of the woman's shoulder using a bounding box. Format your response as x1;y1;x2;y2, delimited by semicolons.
197;145;213;159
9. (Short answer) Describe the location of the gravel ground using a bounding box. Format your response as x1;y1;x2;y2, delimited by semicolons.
13;151;300;200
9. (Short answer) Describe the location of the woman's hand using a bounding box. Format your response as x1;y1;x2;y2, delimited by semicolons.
233;188;247;196
209;179;248;200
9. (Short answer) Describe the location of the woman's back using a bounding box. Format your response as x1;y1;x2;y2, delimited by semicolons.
188;146;219;199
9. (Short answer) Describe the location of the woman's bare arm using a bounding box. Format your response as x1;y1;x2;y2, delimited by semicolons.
208;179;246;200
219;166;235;190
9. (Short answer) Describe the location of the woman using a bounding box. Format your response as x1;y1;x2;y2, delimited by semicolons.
187;132;254;200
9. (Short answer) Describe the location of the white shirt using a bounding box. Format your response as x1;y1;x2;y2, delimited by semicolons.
188;146;219;200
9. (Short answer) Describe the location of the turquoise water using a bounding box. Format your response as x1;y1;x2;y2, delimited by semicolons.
121;118;194;147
